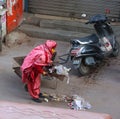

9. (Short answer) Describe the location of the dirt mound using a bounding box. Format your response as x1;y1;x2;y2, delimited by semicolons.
5;31;31;48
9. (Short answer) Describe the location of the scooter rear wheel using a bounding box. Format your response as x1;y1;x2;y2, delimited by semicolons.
78;60;90;76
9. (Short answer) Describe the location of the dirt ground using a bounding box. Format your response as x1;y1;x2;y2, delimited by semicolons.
0;33;120;119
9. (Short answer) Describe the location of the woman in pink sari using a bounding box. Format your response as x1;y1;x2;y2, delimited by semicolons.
21;40;57;103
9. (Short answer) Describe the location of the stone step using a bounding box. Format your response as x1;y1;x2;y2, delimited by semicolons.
22;13;120;42
23;13;94;34
112;25;120;38
18;24;90;42
39;19;94;33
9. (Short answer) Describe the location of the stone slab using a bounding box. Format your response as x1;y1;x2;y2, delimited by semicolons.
0;101;112;119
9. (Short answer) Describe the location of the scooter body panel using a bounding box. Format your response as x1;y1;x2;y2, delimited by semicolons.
94;22;116;49
78;44;102;56
71;44;103;68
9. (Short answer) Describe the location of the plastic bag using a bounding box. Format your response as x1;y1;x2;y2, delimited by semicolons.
69;95;92;110
54;65;71;84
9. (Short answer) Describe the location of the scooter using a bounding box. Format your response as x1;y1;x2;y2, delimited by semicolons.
69;14;119;75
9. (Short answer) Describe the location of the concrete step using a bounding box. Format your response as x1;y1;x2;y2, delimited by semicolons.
39;20;120;38
112;25;120;38
39;19;94;33
18;24;90;42
22;13;120;42
23;13;94;34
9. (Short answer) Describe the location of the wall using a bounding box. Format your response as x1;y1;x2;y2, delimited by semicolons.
27;0;120;21
6;0;23;33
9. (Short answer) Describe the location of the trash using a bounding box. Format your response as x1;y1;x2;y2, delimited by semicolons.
40;92;91;110
44;98;49;102
68;95;92;111
61;95;73;103
40;92;65;102
49;94;63;102
54;65;71;84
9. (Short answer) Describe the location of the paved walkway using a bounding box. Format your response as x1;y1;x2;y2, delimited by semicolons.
0;101;111;119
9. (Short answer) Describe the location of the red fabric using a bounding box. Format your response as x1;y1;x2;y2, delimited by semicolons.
26;67;41;99
21;40;57;98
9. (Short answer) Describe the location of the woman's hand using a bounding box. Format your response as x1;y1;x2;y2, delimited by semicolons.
42;71;48;75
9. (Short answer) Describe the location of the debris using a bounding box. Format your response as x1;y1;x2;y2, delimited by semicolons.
51;65;71;84
5;31;30;48
39;93;92;111
44;98;49;102
39;92;65;102
68;95;92;111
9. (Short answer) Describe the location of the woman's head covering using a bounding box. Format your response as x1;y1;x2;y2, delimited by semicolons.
45;40;57;53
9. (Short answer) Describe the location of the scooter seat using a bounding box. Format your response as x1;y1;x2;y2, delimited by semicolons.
75;34;99;44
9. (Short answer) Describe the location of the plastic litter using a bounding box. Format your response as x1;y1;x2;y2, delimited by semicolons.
44;98;49;102
54;65;71;84
68;95;92;111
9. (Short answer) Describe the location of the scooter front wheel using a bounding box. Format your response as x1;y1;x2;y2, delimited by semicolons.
78;59;90;76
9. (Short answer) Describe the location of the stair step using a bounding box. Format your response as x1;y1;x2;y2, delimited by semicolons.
112;26;120;38
40;19;94;33
23;13;94;34
18;24;90;41
23;13;120;40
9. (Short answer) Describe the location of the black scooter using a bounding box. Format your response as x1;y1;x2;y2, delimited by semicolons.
69;14;119;75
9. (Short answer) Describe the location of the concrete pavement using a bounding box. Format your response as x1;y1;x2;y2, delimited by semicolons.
1;22;120;118
0;101;111;119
